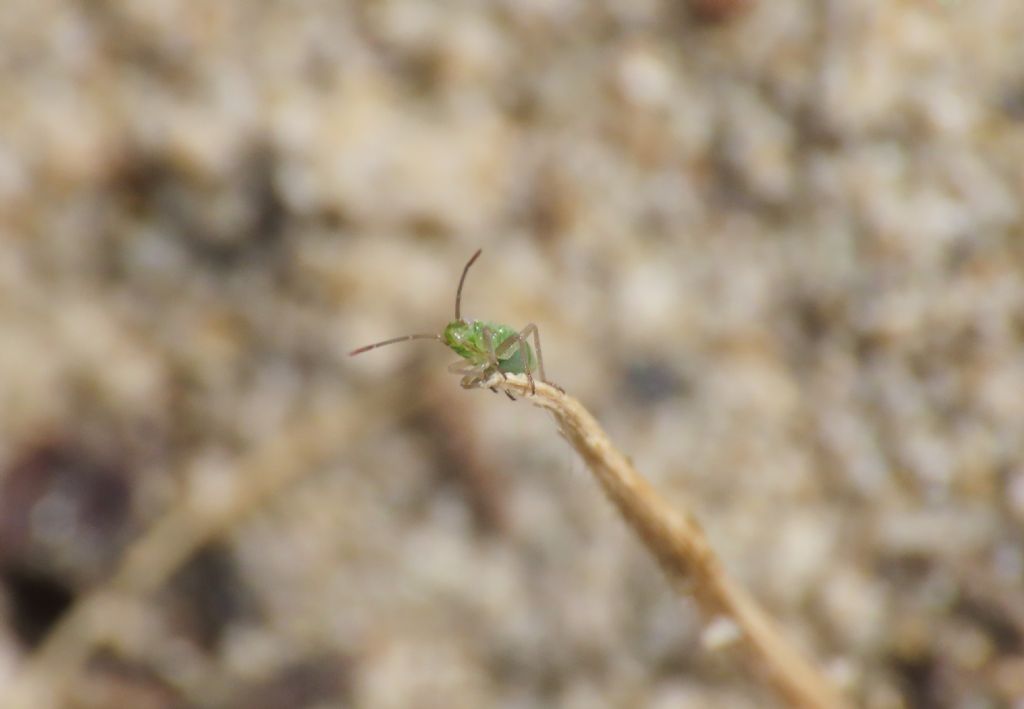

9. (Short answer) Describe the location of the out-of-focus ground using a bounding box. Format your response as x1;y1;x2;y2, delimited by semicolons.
2;1;1024;707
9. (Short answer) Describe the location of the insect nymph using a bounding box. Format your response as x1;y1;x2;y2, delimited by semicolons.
349;249;557;397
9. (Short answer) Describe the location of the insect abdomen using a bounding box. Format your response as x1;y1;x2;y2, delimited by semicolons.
493;325;535;374
497;344;534;374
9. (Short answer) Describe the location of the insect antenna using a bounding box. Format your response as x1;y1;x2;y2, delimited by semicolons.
455;249;482;321
348;333;440;356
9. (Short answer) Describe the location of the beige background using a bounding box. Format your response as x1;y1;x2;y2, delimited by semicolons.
1;1;1024;706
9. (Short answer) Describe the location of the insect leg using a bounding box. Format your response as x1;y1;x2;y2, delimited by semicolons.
499;323;565;395
449;359;487;385
481;326;508;381
504;323;564;394
447;360;481;375
516;325;565;393
461;370;488;389
470;371;515;399
481;327;512;396
450;359;509;396
475;346;516;400
495;330;535;394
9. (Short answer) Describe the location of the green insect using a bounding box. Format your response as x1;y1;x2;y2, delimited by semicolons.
349;249;558;398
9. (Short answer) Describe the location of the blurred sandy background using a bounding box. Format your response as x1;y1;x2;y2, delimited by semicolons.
2;1;1024;707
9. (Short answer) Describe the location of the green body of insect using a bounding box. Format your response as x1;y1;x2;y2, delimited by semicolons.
443;320;535;375
350;249;557;397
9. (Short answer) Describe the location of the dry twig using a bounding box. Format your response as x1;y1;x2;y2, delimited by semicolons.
487;374;848;709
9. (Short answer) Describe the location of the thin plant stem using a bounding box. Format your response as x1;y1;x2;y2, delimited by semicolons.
485;374;848;709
